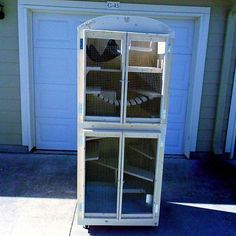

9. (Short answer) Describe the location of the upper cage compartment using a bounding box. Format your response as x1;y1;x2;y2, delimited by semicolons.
78;16;174;124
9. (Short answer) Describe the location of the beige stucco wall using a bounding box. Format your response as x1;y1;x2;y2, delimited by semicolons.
0;0;235;152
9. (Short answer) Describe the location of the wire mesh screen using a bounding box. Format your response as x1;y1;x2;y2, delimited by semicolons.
86;71;122;117
129;41;165;68
86;38;121;70
122;138;157;214
85;137;120;215
126;72;162;118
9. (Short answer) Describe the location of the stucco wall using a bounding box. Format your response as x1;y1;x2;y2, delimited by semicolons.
0;0;235;152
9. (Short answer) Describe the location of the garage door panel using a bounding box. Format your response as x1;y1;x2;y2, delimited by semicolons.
36;118;76;150
33;13;194;154
34;48;77;85
170;54;191;90
33;13;93;49
35;84;76;118
165;123;184;154
33;13;77;49
161;19;194;55
168;90;188;123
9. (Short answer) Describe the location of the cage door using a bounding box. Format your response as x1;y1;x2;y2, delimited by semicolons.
123;33;169;123
119;132;160;218
82;131;122;219
80;30;126;122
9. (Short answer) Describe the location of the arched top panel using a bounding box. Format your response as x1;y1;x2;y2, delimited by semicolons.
78;15;174;37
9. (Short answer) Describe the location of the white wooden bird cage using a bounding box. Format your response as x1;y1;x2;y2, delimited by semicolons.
77;15;174;227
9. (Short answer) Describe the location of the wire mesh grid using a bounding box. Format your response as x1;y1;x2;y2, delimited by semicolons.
86;38;122;69
127;73;162;118
86;71;122;117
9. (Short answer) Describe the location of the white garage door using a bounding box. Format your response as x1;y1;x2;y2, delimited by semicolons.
33;13;194;154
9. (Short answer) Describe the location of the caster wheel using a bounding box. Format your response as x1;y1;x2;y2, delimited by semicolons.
83;225;89;229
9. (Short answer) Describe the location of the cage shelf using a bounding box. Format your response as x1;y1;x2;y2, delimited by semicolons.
86;137;104;141
86;87;101;95
93;158;155;182
86;66;121;73
85;140;99;161
131;89;161;98
127;144;155;160
128;66;162;73
129;46;153;52
123;182;146;194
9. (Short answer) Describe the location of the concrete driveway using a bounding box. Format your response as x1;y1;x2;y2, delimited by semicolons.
0;153;236;236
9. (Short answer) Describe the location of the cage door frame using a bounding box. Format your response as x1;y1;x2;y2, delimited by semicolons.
123;32;172;124
78;29;127;124
78;129;123;220
119;131;162;220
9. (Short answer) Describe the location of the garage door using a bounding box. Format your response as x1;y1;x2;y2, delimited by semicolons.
33;13;194;154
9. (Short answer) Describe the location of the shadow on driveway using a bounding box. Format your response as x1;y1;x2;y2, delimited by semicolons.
0;153;77;199
0;153;236;235
80;157;236;236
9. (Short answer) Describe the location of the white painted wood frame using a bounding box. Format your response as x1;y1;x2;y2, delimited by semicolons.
18;0;210;157
78;129;163;226
77;130;123;221
225;67;236;159
124;32;170;125
79;28;172;126
80;30;126;124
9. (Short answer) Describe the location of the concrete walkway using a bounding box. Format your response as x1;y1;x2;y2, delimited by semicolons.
0;153;236;236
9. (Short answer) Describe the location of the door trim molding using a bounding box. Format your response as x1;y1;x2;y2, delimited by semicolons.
18;0;210;156
225;67;236;159
213;7;236;154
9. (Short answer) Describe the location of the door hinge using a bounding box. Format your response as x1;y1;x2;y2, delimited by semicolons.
162;110;166;119
160;140;164;148
78;202;83;211
79;104;83;114
80;38;83;49
78;138;83;146
154;204;159;214
168;43;172;53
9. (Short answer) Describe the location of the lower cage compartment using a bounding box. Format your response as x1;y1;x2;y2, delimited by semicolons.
84;135;159;216
77;131;164;226
85;181;154;214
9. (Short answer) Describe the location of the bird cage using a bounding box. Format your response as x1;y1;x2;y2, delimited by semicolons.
77;15;174;227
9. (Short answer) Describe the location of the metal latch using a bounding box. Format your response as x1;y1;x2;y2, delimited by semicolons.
80;38;83;49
